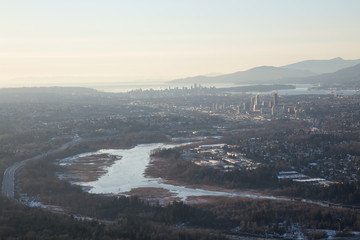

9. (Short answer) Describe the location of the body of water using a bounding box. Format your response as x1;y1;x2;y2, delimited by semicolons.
92;82;238;93
233;84;360;96
1;80;358;95
95;83;359;95
60;143;289;202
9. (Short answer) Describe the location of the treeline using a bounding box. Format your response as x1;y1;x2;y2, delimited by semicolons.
201;197;360;236
0;195;228;240
0;195;104;239
279;181;360;206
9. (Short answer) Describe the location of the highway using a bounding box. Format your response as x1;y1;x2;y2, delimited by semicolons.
1;138;82;199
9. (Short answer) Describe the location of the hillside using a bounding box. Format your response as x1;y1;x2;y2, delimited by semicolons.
169;66;315;85
282;57;360;74
169;58;360;86
302;63;360;88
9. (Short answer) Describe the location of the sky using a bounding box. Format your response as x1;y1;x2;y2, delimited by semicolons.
1;0;360;87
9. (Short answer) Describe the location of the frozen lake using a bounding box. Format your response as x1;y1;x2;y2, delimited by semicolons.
62;143;290;202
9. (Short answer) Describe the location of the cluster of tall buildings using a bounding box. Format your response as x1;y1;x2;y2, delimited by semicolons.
251;93;277;110
211;93;301;118
250;93;287;116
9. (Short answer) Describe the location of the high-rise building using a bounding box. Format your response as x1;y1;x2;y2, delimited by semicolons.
255;94;260;106
250;96;255;111
250;96;255;106
273;93;278;106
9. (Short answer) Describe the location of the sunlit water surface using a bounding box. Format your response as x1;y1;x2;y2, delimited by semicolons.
61;143;289;201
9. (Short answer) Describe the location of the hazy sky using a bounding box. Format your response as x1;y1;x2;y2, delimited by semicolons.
1;0;360;86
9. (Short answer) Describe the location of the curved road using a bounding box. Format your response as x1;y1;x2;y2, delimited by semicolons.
1;138;82;198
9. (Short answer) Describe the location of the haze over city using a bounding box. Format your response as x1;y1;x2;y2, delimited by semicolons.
3;1;360;239
1;0;360;87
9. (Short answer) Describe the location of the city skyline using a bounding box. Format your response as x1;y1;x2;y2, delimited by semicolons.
1;0;360;87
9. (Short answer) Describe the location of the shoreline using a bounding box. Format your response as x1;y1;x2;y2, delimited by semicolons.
145;156;281;204
56;143;287;205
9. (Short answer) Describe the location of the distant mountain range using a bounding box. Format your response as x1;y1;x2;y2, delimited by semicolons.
282;57;360;74
169;66;315;85
301;63;360;88
169;57;360;87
